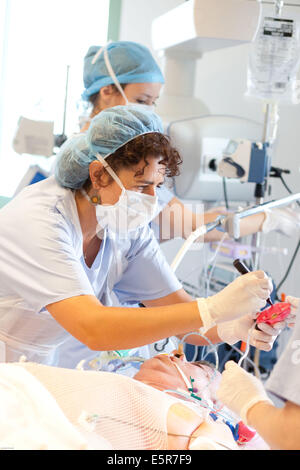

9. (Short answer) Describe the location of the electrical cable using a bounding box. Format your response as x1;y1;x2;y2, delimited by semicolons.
276;238;300;296
274;172;300;297
154;338;170;353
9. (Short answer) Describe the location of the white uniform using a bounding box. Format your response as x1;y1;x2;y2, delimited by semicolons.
0;177;181;366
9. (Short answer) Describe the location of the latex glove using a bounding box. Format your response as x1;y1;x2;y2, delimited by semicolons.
261;207;300;237
197;271;272;332
216;361;273;424
286;296;300;327
217;314;282;351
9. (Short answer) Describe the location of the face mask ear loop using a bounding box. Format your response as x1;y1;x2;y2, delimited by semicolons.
91;42;129;105
91;44;106;65
96;153;125;191
103;47;129;104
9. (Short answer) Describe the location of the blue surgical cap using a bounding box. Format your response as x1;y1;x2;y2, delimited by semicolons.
82;41;165;101
55;104;164;189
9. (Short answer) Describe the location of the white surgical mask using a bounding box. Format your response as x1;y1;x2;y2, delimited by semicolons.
86;153;158;236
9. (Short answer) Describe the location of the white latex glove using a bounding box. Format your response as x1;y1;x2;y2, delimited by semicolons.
216;361;273;425
197;271;272;332
217;314;283;351
262;207;300;237
286;296;299;327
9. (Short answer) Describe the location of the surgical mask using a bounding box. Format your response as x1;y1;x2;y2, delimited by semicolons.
92;44;155;111
90;153;158;236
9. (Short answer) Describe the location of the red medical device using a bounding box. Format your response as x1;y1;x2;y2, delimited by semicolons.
256;302;291;326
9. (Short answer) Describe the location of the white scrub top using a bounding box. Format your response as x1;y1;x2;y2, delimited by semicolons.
0;176;182;366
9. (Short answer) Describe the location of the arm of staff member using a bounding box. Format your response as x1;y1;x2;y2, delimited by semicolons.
216;296;300;450
47;270;272;352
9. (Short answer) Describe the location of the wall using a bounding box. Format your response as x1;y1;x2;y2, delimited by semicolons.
119;0;300;297
119;0;183;57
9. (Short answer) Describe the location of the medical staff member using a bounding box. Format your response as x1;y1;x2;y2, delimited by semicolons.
0;105;273;366
217;296;300;450
56;40;290;369
80;41;291;242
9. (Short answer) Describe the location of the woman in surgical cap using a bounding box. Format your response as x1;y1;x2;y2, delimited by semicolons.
53;41;289;370
0;104;274;368
79;41;293;243
81;42;164;131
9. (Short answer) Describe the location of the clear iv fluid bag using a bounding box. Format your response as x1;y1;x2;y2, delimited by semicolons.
246;16;300;103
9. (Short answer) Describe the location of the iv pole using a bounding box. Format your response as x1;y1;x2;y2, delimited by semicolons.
251;0;284;374
251;0;284;272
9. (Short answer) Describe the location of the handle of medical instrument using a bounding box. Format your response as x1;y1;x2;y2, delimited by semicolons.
233;259;273;307
233;259;251;276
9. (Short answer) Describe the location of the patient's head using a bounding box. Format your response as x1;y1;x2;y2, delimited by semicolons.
134;350;221;404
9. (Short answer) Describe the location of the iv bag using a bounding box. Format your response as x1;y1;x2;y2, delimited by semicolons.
246;16;300;103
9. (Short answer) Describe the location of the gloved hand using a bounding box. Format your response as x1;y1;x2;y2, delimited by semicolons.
216;361;273;425
197;271;272;332
217;314;283;351
286;296;299;327
261;206;300;237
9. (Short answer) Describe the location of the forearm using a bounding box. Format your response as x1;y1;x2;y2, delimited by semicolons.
204;212;266;241
238;213;266;237
159;197;267;242
247;401;300;450
147;290;222;346
47;295;203;352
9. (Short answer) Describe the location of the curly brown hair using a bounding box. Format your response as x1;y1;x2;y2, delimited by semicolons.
107;132;182;177
86;132;182;189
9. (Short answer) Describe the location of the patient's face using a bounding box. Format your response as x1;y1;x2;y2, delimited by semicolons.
134;352;221;404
